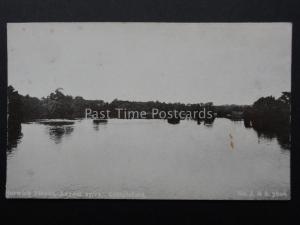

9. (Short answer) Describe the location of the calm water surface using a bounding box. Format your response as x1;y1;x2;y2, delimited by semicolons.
6;119;290;199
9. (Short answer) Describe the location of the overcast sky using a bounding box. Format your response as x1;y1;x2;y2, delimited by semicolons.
8;23;291;105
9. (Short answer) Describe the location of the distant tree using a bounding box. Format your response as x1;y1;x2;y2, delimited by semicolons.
72;96;86;117
253;96;277;110
244;92;291;130
278;92;291;105
21;94;46;120
45;88;74;119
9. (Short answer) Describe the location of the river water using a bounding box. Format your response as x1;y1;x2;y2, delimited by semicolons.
6;118;290;199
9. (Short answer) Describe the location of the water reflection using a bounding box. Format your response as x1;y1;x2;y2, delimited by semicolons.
203;119;214;127
93;123;100;131
93;122;108;131
92;119;108;131
40;121;75;144
7;120;23;155
48;126;74;144
6;119;290;199
243;119;290;150
196;117;216;127
254;126;290;150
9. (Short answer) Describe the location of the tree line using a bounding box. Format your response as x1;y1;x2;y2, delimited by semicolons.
8;85;290;124
8;85;243;121
7;86;291;150
244;92;291;127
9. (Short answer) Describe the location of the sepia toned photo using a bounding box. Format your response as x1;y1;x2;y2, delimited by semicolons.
6;22;291;199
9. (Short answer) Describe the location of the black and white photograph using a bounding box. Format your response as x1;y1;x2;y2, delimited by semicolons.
6;22;291;200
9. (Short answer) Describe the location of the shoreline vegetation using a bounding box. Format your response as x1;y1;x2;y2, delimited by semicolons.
7;86;291;150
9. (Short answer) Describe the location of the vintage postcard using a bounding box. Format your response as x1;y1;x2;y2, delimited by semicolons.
6;23;291;199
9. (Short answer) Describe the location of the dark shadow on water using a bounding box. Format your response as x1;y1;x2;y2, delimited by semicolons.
254;126;290;150
203;119;215;127
93;122;108;131
167;117;180;124
7;120;23;156
243;118;290;150
93;124;100;131
44;123;75;144
197;117;216;127
92;119;108;131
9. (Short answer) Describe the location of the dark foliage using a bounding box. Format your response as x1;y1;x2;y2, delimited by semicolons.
8;86;224;120
244;92;291;149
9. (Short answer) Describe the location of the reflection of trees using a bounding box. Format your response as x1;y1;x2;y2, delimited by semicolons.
7;86;24;154
7;120;23;154
197;116;216;127
276;127;290;150
203;117;215;127
46;125;74;144
250;123;290;150
93;124;100;131
93;121;108;131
